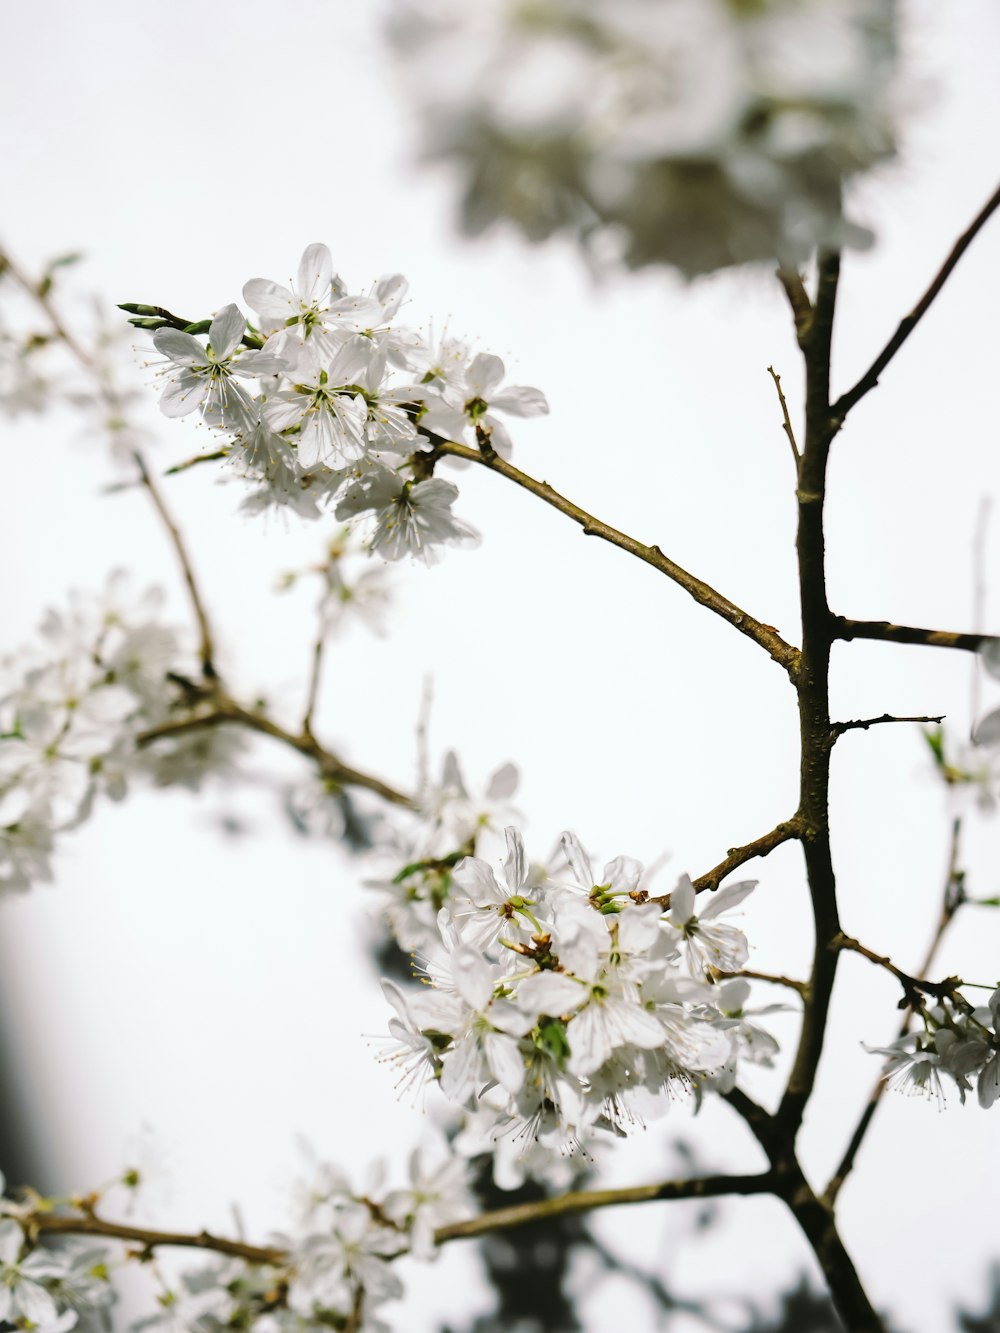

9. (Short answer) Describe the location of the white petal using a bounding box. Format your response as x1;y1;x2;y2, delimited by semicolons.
560;830;593;887
152;328;206;366
503;826;527;892
465;352;505;397
490;386;549;417
973;706;1000;747
485;1032;525;1095
699;879;756;921
297;243;333;304
159;371;207;418
670;874;696;924
451;946;494;1012
209;304;246;360
980;637;1000;681
242;277;295;321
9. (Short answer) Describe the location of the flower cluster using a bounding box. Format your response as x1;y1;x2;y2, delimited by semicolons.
142;244;548;561
379;824;778;1183
388;0;899;276
866;989;1000;1110
0;1173;113;1332
0;1146;474;1333
0;573;241;894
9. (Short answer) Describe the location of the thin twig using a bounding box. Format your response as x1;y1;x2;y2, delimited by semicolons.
766;365;800;463
136;699;414;809
423;436;801;679
302;611;328;737
833;617;986;655
432;1172;776;1243
824;818;966;1205
30;1212;285;1267
971;498;992;737
832;931;962;1004
833;179;1000;420
832;712;944;736
0;245;219;678
132;450;217;677
651;817;803;905
717;968;808;996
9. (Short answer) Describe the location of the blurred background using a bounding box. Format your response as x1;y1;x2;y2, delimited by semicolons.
1;2;1000;1329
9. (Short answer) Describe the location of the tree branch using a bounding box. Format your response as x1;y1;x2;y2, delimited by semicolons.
650;816;803;907
833;179;1000;420
26;1174;776;1263
832;931;962;1005
778;250;844;1140
824;818;966;1205
422;437;801;678
137;697;414;809
131;450;217;677
0;246;219;678
30;1211;285;1267
833;617;987;655
432;1172;776;1243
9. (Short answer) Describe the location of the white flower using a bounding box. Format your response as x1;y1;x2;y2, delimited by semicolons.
263;336;371;468
335;469;479;564
666;874;755;977
450;825;542;951
0;1221;77;1331
152;305;281;431
381;1139;476;1260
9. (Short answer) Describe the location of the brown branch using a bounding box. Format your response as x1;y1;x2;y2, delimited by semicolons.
432;1172;775;1243
26;1174;776;1264
302;616;328;737
136;699;414;810
833;932;962;1004
776;266;813;346
692;817;803;893
833;617;987;655
132;450;217;677
423;437;801;679
833;179;1000;420
650;816;803;907
832;712;945;736
31;1211;285;1267
778;250;844;1140
824;818;966;1205
0;245;219;679
718;968;808;996
766;365;800;463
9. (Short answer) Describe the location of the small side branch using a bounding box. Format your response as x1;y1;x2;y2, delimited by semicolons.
137;699;414;809
766;365;800;463
423;437;801;678
432;1172;775;1243
832;712;944;737
718;968;808;996
833;179;1000;420
833;931;962;1005
648;817;803;908
132;450;217;678
31;1212;285;1267
834;617;986;655
824;819;967;1205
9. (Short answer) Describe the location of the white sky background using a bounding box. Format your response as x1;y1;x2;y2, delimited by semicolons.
1;2;999;1330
